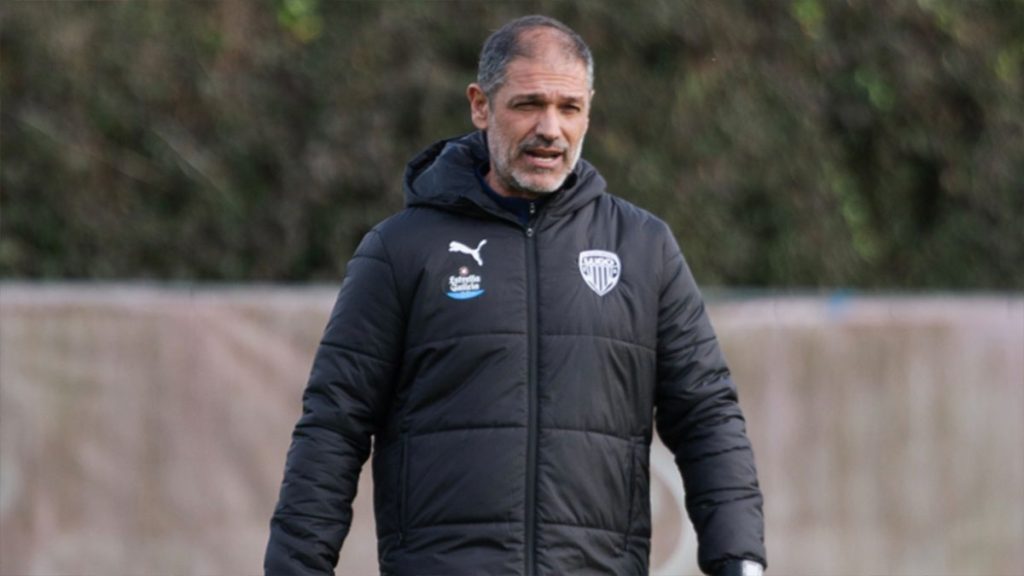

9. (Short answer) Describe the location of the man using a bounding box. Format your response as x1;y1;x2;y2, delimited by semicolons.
266;15;765;576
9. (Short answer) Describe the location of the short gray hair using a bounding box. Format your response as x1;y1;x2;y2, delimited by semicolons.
476;15;594;98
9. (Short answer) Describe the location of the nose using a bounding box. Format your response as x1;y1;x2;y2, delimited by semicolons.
534;106;560;141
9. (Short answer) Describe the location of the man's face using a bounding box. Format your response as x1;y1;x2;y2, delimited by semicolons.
468;33;592;199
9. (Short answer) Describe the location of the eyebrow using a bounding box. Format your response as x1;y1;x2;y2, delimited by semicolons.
510;93;586;105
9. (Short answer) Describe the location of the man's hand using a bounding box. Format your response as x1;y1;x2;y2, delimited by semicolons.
715;559;764;576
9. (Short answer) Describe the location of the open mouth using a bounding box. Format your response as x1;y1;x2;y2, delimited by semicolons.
523;147;565;167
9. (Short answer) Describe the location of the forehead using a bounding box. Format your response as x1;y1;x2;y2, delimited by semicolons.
498;55;591;100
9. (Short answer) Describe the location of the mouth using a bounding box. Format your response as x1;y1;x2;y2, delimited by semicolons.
522;147;565;169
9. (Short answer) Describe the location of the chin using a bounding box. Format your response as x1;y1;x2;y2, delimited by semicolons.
515;172;570;195
518;180;563;195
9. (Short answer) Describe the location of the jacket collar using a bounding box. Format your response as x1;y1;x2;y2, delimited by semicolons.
404;131;606;224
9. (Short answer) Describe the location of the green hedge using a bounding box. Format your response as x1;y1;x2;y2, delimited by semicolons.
3;0;1022;287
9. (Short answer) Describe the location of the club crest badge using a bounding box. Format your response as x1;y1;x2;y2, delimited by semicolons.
578;250;621;296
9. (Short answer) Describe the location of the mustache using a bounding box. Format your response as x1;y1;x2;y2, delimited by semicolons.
518;137;568;155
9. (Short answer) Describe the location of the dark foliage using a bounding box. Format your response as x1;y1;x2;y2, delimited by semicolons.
2;0;1021;287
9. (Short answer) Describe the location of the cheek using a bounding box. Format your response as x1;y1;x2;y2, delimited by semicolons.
573;119;590;142
561;118;586;143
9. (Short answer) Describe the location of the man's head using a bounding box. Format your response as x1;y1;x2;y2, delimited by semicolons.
467;16;595;199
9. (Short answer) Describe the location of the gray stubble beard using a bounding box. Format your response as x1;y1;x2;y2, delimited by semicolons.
493;134;586;197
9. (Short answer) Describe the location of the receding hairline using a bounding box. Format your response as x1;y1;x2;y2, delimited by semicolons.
512;26;585;64
476;15;594;97
499;29;593;91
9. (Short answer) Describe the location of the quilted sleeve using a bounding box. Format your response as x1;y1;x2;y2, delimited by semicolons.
265;229;405;575
653;228;766;575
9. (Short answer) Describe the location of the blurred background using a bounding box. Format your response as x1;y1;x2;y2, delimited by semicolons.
1;1;1022;575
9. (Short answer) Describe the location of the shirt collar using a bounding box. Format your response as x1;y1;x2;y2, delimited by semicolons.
474;164;549;226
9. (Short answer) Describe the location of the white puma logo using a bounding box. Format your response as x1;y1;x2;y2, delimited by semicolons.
449;239;487;266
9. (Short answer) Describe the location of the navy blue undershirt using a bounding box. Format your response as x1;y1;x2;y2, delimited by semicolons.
475;165;548;227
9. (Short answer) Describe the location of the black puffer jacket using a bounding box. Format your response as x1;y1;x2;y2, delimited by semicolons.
266;132;765;575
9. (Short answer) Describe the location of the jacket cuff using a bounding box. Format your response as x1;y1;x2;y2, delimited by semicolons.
714;559;764;576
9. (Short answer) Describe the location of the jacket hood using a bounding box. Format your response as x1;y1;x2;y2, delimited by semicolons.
403;131;606;222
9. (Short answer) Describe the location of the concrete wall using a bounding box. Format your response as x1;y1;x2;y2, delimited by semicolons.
1;285;1021;575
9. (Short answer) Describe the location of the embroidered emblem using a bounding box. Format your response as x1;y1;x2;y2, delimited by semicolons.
449;239;487;266
446;266;484;300
578;250;621;296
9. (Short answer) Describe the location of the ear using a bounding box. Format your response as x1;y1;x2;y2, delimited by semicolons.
467;83;490;130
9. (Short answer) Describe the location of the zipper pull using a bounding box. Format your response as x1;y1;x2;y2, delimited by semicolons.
526;227;534;238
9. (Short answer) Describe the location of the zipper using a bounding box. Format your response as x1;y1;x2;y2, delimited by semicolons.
524;222;539;576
